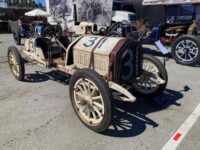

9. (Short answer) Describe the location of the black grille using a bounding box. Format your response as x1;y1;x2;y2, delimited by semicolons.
113;41;142;83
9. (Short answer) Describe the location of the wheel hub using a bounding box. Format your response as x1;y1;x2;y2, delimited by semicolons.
84;95;92;105
141;71;150;82
176;40;199;62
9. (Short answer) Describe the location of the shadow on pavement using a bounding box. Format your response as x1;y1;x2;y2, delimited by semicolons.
24;70;69;85
103;86;190;137
23;70;190;138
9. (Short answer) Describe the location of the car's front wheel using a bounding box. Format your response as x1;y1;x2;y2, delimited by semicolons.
171;35;200;66
7;46;25;81
69;69;113;132
131;54;168;98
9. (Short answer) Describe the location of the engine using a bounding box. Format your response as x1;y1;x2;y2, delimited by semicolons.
73;36;142;82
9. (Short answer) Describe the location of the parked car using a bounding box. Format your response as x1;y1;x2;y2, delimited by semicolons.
112;11;136;24
7;24;167;132
141;0;200;65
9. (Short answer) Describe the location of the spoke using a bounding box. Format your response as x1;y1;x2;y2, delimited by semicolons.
90;88;97;97
148;79;156;86
188;43;194;49
82;104;88;112
188;53;192;60
92;96;101;101
147;82;153;89
144;83;148;91
81;79;87;93
183;41;188;47
93;106;102;117
177;45;184;50
149;65;157;73
93;101;103;110
184;53;188;60
149;77;157;84
75;92;84;99
143;63;147;70
86;106;91;118
189;51;197;56
87;82;91;93
145;63;150;71
92;112;97;120
77;85;84;93
180;52;185;58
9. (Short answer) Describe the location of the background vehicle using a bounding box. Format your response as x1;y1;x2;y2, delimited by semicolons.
141;0;200;65
112;11;136;24
7;24;167;133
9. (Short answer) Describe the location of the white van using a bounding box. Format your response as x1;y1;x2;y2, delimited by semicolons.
112;11;137;24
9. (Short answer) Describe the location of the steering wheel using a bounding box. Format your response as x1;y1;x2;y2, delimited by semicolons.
42;24;62;38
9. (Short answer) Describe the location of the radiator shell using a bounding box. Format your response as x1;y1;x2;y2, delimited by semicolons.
73;36;124;76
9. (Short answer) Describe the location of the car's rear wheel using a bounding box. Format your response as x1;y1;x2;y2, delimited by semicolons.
131;54;168;97
7;46;25;81
106;22;123;35
69;69;113;132
171;35;200;66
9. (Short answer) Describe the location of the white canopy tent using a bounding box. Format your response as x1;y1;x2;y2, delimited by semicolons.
143;0;200;5
25;9;51;17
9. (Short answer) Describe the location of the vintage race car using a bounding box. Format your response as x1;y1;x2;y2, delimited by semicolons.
7;25;167;132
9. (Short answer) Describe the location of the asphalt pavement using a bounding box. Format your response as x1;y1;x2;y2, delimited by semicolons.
0;34;200;150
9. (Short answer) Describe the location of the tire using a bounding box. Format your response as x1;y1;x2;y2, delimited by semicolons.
69;69;113;132
171;35;200;66
106;22;123;35
13;32;21;45
106;31;122;37
7;46;25;81
87;7;94;21
131;54;168;97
